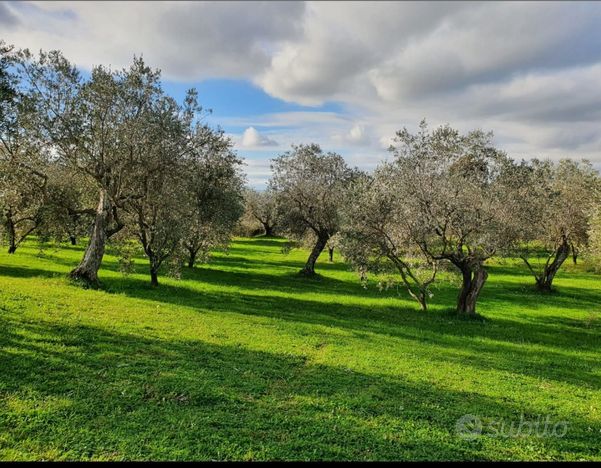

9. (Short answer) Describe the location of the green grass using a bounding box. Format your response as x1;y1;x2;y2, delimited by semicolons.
0;236;600;461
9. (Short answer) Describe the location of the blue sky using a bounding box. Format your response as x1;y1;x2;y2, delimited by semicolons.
3;1;601;188
161;78;356;188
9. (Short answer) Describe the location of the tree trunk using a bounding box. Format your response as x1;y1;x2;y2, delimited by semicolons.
328;247;334;263
5;210;17;254
262;222;274;237
537;238;570;292
456;264;488;314
187;247;198;268
70;235;77;246
299;233;329;276
150;267;159;287
69;190;111;284
570;243;578;265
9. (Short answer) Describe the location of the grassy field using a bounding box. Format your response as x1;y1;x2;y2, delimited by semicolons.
0;236;600;461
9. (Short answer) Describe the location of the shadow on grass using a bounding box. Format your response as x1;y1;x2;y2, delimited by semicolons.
0;317;596;461
2;258;600;390
2;249;600;392
61;269;597;389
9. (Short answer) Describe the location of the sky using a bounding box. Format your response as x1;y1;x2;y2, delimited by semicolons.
2;1;601;188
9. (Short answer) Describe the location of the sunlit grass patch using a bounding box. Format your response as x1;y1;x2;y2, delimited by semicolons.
0;236;600;460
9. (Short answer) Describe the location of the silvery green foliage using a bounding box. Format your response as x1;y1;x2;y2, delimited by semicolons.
182;130;245;268
122;88;244;284
241;187;278;236
514;158;600;288
389;120;521;265
339;167;438;310
0;41;55;252
11;49;167;280
384;120;523;313
269;143;359;275
10;45;244;284
587;205;601;270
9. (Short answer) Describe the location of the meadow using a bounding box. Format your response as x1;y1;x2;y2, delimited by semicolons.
0;236;600;461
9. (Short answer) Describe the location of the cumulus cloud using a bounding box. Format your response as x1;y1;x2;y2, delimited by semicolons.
331;124;371;147
241;127;279;148
3;1;307;80
4;1;601;168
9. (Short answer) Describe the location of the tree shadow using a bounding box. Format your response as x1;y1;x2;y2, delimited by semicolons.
72;270;601;390
0;317;595;461
4;257;598;389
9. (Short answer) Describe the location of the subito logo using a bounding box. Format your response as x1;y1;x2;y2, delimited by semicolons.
456;414;483;441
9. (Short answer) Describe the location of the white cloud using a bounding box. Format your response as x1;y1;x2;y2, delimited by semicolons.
241;127;279;148
331;124;371;147
4;1;601;170
4;1;307;80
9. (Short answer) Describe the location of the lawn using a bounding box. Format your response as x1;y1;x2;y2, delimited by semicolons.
0;236;600;461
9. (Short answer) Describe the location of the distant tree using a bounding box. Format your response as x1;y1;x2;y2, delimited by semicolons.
35;165;95;246
386;120;524;314
269;143;357;276
119;91;193;286
242;187;278;237
126;177;190;287
0;157;49;253
183;130;245;269
516;158;600;291
326;233;340;263
587;204;601;267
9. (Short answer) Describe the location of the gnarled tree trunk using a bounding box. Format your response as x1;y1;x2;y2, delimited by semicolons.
261;221;275;237
299;232;329;276
328;247;334;262
69;190;111;284
456;263;488;314
537;238;570;292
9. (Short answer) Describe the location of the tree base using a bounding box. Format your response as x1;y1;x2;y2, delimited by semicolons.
535;283;553;293
298;268;316;277
68;268;99;287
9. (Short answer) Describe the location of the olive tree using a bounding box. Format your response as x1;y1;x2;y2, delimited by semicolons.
241;187;278;237
121;87;243;284
516;158;600;291
339;166;438;311
0;157;49;253
269;143;357;276
387;120;523;314
39;167;95;246
587;204;601;267
182;130;245;269
0;42;53;253
14;48;212;284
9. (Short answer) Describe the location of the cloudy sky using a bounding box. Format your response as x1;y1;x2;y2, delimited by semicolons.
3;1;601;187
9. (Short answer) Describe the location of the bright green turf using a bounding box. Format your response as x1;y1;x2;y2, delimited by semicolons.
0;237;600;461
